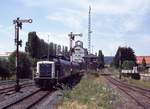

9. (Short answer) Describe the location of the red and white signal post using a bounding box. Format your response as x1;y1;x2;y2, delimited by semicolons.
13;17;32;92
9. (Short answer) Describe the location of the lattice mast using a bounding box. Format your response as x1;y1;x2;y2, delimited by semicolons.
88;6;92;54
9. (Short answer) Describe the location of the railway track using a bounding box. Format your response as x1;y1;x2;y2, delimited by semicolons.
6;90;50;109
0;82;34;95
0;88;40;109
110;77;150;98
0;80;15;86
0;79;32;86
106;76;150;109
0;80;33;91
0;88;51;109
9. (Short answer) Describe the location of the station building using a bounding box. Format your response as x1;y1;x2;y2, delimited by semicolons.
136;56;150;66
72;40;88;63
0;52;12;60
136;56;150;71
83;54;98;70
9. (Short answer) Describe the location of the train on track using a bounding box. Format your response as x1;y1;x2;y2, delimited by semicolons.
34;56;82;88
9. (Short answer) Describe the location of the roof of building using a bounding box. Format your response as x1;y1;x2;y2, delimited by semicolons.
76;40;83;43
83;54;98;58
136;56;150;64
75;40;83;47
0;52;12;57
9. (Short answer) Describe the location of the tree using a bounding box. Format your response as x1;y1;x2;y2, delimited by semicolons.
0;59;10;80
97;50;104;68
62;46;65;56
122;60;135;70
64;46;69;57
25;32;39;58
53;44;57;56
142;58;146;68
113;47;136;68
49;42;54;56
9;51;32;79
25;31;70;59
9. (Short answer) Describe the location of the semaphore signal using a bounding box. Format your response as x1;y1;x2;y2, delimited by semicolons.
13;17;32;92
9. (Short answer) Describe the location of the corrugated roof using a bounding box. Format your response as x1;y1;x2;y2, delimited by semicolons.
136;56;150;64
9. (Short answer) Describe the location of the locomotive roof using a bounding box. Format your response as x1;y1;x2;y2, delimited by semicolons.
40;55;70;61
37;61;54;64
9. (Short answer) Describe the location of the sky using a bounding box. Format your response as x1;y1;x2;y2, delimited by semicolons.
0;0;150;56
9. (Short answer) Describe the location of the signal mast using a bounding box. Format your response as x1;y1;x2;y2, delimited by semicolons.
13;17;32;92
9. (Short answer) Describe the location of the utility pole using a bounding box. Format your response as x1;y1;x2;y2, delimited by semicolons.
119;50;122;79
13;17;32;92
48;35;50;60
68;32;82;71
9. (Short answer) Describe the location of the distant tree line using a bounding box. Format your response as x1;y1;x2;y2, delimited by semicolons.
25;32;69;59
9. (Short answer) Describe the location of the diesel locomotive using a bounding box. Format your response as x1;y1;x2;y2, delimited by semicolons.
34;57;80;88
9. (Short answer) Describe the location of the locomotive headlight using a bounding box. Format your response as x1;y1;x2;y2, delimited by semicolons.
36;73;39;77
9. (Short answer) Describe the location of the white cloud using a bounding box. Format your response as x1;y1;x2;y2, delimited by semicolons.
0;25;3;29
46;9;87;31
122;17;140;33
89;0;150;15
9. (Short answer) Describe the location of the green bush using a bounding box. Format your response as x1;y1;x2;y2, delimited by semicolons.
9;51;32;79
0;59;10;80
122;60;135;70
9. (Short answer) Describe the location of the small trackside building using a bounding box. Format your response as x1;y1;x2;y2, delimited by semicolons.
83;54;98;70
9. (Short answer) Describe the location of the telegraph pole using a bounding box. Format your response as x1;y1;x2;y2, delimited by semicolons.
48;35;50;60
68;32;82;72
119;50;122;79
13;17;32;92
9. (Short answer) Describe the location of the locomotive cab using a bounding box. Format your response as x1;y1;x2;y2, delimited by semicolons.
36;61;55;78
34;61;56;88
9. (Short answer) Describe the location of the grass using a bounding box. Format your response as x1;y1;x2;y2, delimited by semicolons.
56;72;119;109
0;75;16;81
122;77;150;88
107;67;119;75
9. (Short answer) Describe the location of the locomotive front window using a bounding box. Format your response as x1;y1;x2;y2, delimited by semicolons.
39;63;52;76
